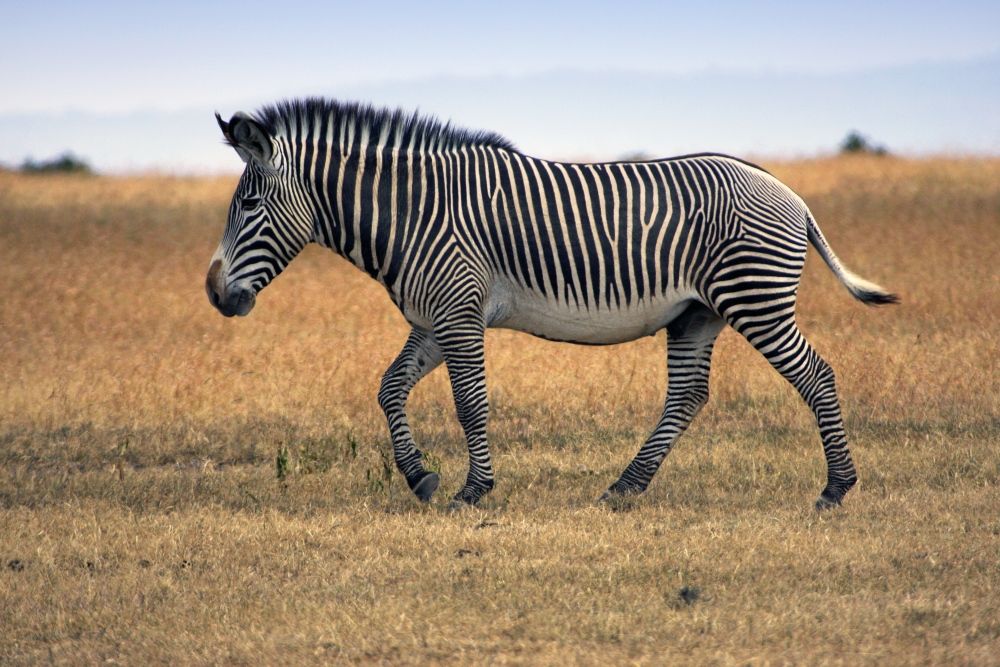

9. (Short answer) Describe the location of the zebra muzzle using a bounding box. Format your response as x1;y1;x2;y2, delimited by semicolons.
206;260;256;317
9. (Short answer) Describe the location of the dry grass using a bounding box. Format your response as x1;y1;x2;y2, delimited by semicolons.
1;157;999;665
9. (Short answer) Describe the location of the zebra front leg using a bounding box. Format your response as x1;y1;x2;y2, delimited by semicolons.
601;302;726;503
378;328;444;502
435;318;493;509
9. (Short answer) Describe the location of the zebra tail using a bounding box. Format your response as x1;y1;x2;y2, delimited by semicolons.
805;213;900;306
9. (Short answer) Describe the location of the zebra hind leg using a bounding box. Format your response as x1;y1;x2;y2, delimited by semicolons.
725;313;858;510
600;302;726;504
378;328;444;502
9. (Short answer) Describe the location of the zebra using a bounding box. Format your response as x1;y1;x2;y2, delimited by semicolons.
206;99;898;511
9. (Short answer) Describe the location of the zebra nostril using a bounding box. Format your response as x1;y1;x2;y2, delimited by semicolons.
212;290;222;307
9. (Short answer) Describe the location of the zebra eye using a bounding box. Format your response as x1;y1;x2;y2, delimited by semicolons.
241;197;261;211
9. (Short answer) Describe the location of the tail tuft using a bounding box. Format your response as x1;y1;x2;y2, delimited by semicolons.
830;263;901;307
854;288;901;307
805;213;900;307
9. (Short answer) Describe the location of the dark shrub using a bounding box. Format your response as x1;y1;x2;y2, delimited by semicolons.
619;150;654;162
840;131;888;156
20;152;93;174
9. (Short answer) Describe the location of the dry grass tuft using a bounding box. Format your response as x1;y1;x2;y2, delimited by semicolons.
1;157;999;665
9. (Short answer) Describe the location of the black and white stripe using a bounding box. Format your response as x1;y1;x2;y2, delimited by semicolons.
207;99;898;510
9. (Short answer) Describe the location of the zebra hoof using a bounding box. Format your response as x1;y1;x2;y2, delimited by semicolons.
447;486;485;512
596;491;616;505
597;489;637;511
411;473;440;503
814;492;843;511
447;498;475;513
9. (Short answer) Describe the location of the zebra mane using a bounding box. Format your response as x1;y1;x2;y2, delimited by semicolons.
253;97;517;153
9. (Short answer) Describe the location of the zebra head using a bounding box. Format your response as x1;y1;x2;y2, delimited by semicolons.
206;111;315;317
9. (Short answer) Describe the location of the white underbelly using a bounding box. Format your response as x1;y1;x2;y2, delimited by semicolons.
487;279;697;345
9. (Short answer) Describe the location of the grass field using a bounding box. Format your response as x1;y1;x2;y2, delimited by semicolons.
1;157;999;665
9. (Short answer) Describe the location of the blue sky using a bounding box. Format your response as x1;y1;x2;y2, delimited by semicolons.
2;1;998;170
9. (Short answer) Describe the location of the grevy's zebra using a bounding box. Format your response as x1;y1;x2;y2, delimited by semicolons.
206;99;898;510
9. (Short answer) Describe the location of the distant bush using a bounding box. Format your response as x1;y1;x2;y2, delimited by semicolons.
20;152;93;174
840;131;888;156
619;150;655;162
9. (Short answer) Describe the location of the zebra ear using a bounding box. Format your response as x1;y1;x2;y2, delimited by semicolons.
218;111;273;164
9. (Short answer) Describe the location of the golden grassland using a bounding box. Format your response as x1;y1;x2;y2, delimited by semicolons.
1;157;999;665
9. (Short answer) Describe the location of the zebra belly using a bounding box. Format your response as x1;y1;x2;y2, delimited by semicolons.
487;280;696;345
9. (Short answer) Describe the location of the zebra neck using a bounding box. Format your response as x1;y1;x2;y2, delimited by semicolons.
316;144;501;288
